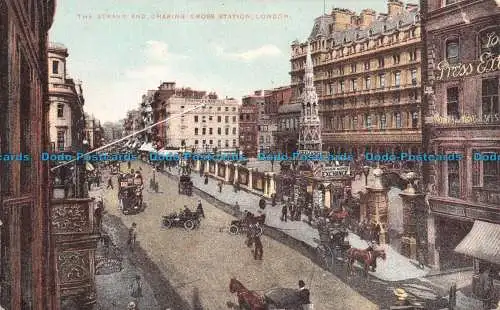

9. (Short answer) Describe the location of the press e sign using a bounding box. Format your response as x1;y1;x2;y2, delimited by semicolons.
436;32;500;80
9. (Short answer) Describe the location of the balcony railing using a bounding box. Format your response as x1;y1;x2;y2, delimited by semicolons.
473;187;500;206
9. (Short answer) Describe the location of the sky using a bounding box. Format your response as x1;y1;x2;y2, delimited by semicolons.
49;0;387;123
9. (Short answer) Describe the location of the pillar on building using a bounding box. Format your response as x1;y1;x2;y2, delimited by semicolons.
204;161;210;174
366;168;389;244
269;173;276;197
195;160;201;172
263;175;269;197
224;162;231;183
323;183;331;209
248;168;253;190
233;164;239;184
215;161;219;177
399;175;424;259
426;213;440;270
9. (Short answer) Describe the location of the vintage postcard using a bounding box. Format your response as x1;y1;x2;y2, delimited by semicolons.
0;0;499;309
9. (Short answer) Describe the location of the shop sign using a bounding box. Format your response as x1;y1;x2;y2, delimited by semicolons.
317;166;349;179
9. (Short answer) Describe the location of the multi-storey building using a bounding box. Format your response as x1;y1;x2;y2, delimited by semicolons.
290;1;422;156
0;0;57;309
421;0;500;291
239;97;259;157
265;86;293;154
84;114;104;150
139;90;155;143
166;96;240;152
48;43;86;152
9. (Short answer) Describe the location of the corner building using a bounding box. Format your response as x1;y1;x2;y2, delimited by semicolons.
0;0;57;309
421;0;500;290
290;1;422;156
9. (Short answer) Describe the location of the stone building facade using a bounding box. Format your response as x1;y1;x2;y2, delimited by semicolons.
421;0;500;287
239;97;259;157
0;0;57;309
290;1;422;156
48;43;86;152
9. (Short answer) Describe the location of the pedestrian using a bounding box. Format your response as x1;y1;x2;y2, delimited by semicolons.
107;177;113;189
127;223;137;251
196;200;205;218
449;282;457;310
271;194;276;207
417;242;426;269
127;161;132;170
259;197;266;210
297;280;311;308
130;275;143;299
96;171;101;187
253;235;263;260
204;174;209;185
218;181;223;193
373;223;381;244
290;204;295;221
94;198;104;232
281;203;288;222
480;268;494;309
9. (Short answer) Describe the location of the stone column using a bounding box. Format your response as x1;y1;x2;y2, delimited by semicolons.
323;184;331;209
399;177;424;259
248;168;253;190
426;213;440;270
204;161;209;173
224;162;231;183
268;173;276;197
366;168;389;244
215;161;219;178
195;160;201;172
263;174;269;197
233;164;239;185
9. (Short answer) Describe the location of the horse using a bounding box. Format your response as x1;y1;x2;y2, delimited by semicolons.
346;247;386;277
229;278;265;310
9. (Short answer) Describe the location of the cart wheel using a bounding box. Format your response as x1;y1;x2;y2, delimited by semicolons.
184;220;195;230
229;225;239;235
162;219;172;229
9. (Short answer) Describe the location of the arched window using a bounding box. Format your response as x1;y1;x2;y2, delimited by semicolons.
445;38;459;64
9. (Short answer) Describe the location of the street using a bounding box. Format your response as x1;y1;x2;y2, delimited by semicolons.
100;161;378;310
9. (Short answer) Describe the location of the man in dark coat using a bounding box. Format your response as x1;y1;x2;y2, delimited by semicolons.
281;204;288;222
196;200;205;218
297;280;310;305
259;197;266;210
253;235;263;260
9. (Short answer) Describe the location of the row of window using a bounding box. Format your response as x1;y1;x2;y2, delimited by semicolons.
194;139;237;147
194;115;237;123
182;105;237;112
278;118;300;130
324;111;418;131
323;90;419;106
326;69;418;94
194;127;237;135
444;29;499;64
446;78;499;119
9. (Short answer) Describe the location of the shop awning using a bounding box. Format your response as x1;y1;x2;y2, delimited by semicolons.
139;142;155;152
85;162;95;171
455;221;500;265
158;149;179;156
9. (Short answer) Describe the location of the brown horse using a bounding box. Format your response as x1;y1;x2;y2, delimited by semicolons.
229;278;265;310
346;247;386;277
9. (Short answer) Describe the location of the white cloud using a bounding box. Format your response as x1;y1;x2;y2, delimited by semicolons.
213;44;281;61
143;40;189;63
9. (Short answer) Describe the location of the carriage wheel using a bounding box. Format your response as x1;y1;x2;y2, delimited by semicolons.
162;219;172;229
229;225;239;235
184;220;195;230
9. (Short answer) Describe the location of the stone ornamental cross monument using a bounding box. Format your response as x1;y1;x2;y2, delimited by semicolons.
298;42;322;152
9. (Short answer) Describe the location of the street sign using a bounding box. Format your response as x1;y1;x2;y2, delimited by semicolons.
317;166;349;179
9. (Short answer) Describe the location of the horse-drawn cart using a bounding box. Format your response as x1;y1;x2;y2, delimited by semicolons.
314;220;350;268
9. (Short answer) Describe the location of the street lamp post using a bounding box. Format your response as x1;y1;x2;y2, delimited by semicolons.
362;165;370;187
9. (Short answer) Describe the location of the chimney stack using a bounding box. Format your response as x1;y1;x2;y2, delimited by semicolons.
359;9;376;28
331;8;356;30
387;0;404;17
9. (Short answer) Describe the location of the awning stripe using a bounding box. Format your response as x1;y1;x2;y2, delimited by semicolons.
454;220;500;265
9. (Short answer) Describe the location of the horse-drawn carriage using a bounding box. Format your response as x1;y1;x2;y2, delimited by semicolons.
178;175;193;196
118;173;144;215
314;220;351;268
229;278;311;310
